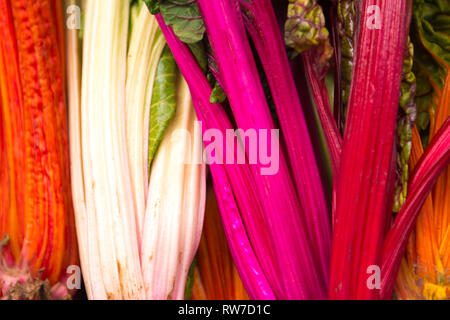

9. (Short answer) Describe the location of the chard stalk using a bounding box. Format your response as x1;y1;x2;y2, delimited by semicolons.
329;0;411;300
381;118;450;299
125;3;166;245
192;185;249;300
141;75;206;300
66;0;95;298
197;0;325;299
1;0;78;299
80;0;144;299
284;0;342;177
395;72;450;300
240;0;330;289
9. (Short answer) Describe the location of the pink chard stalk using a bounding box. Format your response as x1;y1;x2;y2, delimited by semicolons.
196;0;328;299
239;0;331;288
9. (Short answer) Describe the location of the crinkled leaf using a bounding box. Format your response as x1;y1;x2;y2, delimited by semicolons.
148;46;177;168
146;2;225;103
393;38;417;212
144;1;204;43
284;0;333;77
159;0;205;44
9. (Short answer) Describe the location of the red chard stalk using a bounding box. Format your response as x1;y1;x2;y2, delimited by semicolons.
329;0;412;300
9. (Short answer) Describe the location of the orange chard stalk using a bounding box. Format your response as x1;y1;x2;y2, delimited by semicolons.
0;0;78;299
395;70;450;300
192;184;248;300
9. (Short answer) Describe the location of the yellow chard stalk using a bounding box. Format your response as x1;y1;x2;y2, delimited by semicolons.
125;2;166;244
395;71;450;300
395;0;449;299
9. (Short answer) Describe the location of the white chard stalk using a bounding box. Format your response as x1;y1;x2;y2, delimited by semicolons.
68;0;206;300
66;0;97;298
126;3;166;245
142;76;206;300
78;0;144;299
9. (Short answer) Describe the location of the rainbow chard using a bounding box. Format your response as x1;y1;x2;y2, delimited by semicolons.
333;1;418;214
145;0;449;301
146;1;274;300
382;118;450;299
150;1;288;298
329;0;412;299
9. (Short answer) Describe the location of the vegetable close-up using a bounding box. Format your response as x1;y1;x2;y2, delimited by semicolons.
0;0;449;302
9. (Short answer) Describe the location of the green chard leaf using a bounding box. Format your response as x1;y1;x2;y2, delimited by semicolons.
411;0;450;138
188;41;208;72
148;45;178;168
210;82;227;104
205;45;226;104
144;0;227;104
393;38;417;213
143;0;161;14
157;0;205;44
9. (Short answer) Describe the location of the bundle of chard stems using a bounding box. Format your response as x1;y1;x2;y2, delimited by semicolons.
0;0;448;300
